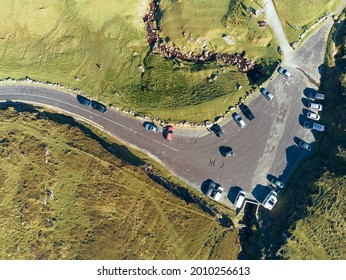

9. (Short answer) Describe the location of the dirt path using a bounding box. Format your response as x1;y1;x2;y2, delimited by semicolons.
264;0;294;61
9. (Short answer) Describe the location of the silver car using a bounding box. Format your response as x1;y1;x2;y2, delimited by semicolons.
278;66;292;78
299;140;312;151
308;102;323;111
261;88;274;101
144;123;159;133
233;113;246;128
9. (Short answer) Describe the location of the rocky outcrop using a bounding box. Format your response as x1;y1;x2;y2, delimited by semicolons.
143;0;256;72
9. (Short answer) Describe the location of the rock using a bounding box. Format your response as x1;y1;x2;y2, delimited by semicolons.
216;116;223;123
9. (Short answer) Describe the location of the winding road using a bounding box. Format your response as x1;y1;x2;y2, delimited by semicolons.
0;3;343;208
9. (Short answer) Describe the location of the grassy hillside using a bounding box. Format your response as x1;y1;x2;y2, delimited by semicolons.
159;0;279;59
239;18;346;260
273;0;341;43
0;0;279;123
0;104;239;260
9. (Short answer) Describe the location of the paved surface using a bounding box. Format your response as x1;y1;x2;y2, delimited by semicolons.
265;0;294;59
0;6;342;208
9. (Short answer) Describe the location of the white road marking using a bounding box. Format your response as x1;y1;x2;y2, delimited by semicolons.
0;92;179;152
153;140;179;152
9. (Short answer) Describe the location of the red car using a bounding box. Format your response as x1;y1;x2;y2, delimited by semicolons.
164;125;174;141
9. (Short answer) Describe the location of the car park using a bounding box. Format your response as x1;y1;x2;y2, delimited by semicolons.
262;190;278;210
308;102;323;111
144;122;159;133
220;146;235;157
206;180;224;201
261;88;274;101
164;125;174;141
77;95;92;107
307;112;320;121
210;124;223;137
278;66;292;78
303;121;325;132
299;140;312;151
240;104;255;121
91;101;107;113
233;113;246;127
234;190;246;208
271;178;285;191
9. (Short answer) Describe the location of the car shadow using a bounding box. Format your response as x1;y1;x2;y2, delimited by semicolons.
201;179;213;195
227;186;243;205
301;97;310;107
251;184;272;203
303;87;317;98
298;113;306;126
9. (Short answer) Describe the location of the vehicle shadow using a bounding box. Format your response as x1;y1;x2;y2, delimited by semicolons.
298;113;306;126
0;101;145;166
277;145;304;183
227;186;243;205
301;97;310;107
303;87;317;98
251;184;272;203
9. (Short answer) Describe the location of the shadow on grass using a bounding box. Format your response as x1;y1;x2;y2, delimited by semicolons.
0;101;145;167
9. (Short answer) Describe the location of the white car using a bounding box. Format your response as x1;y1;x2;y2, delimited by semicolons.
234;190;246;208
307;112;320;121
262;190;278;210
261;88;274;101
144;123;159;133
206;181;224;201
278;66;292;78
308;102;323;111
233;113;246;128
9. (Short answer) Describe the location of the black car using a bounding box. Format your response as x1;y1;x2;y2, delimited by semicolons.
77;95;92;107
220;146;235;157
91;101;107;113
210;124;223;137
240;104;255;121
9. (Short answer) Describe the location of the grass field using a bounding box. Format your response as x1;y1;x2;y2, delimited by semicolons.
159;0;279;59
239;20;346;260
273;0;342;43
0;0;280;123
0;105;239;260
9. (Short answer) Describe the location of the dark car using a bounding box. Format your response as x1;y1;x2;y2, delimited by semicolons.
210;124;223;137
240;104;255;121
220;146;235;157
164;125;174;141
77;95;92;107
91;101;107;113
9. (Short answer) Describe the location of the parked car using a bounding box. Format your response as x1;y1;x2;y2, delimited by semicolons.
278;66;292;78
271;178;285;190
206;180;224;201
77;95;92;107
307;112;320;121
308;102;323;111
234;190;246;208
210;124;223;137
261;88;274;101
299;140;312;151
164;125;174;141
240;104;255;121
262;190;278;210
303;121;325;132
144;122;159;133
220;146;235;157
308;92;325;100
91;101;107;113
233;113;246;127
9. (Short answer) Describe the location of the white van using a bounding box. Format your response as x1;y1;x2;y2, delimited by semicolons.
234;190;246;208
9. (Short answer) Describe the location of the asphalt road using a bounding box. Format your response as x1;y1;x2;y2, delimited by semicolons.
0;16;336;208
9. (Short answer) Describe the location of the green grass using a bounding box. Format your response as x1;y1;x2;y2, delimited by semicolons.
159;0;279;60
0;105;239;260
273;0;342;43
0;0;280;123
